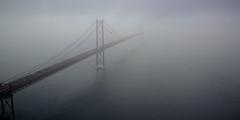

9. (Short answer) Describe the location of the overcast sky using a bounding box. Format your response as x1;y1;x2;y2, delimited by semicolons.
0;0;239;18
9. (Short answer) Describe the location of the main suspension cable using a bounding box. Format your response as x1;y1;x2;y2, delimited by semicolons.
3;23;95;83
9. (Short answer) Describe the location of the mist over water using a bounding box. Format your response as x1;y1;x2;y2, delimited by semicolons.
0;0;240;120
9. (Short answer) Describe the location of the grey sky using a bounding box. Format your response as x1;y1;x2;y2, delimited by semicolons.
0;0;239;18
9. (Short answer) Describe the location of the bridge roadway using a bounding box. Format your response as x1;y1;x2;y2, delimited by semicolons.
0;33;141;98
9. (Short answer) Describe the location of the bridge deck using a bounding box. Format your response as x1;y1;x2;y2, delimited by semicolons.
0;34;141;97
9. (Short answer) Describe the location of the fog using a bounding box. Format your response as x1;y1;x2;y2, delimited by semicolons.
0;0;240;120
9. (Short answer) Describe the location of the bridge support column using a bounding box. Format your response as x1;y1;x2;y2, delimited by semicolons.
0;94;15;120
96;19;105;69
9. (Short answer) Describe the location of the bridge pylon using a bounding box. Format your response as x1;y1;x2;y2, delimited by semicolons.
96;19;105;69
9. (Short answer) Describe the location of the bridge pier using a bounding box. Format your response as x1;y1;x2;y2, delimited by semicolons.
0;94;15;120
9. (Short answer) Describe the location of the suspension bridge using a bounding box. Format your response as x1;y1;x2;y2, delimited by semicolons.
0;19;142;120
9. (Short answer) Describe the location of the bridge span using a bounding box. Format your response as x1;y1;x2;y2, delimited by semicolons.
0;33;141;98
